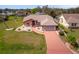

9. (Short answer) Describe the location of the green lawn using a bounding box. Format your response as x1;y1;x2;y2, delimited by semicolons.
68;29;79;39
0;30;46;54
0;16;46;54
60;28;79;49
0;16;23;30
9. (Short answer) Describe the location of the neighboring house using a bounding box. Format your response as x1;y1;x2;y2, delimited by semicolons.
59;14;79;28
0;11;14;16
23;15;58;31
16;11;28;16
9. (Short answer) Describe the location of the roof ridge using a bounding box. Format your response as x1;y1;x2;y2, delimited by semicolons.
41;16;48;25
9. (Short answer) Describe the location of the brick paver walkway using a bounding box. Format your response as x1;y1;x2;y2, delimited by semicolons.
44;31;72;54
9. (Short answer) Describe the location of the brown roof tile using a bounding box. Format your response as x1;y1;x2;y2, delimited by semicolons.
23;15;57;26
63;14;79;23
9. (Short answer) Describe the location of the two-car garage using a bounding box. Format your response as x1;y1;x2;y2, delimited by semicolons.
42;25;58;31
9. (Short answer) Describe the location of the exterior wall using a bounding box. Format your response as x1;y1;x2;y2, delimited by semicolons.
69;23;79;28
59;15;79;29
23;19;57;31
23;19;40;27
24;19;33;26
59;15;69;28
75;23;79;27
42;26;56;31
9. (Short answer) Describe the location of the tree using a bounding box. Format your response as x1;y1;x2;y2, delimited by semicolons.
31;8;40;14
2;16;9;28
42;5;51;14
26;9;31;15
42;5;47;13
49;10;56;18
49;9;62;18
36;6;42;12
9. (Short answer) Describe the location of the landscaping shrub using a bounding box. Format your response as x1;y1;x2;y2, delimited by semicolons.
59;24;79;49
67;34;76;43
18;28;21;31
28;29;31;31
59;24;65;29
58;24;70;33
59;30;64;36
67;34;78;48
64;28;70;33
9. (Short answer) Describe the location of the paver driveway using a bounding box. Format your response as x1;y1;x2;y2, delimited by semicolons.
44;31;72;54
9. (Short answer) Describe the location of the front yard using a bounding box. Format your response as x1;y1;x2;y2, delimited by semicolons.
0;16;46;54
0;30;46;54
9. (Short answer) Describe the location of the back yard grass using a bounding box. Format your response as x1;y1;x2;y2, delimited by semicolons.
0;16;46;54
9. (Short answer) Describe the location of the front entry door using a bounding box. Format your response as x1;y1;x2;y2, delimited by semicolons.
32;21;35;26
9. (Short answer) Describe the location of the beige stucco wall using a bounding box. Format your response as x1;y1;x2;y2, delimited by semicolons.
59;15;69;28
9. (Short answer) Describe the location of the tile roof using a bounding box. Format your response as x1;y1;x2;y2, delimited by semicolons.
63;14;79;23
23;15;57;26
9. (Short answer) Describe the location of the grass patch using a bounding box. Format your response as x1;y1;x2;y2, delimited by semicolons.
0;16;23;30
0;30;46;54
59;24;79;50
60;28;79;50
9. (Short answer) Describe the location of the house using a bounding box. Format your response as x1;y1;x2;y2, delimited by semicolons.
22;15;58;31
59;14;79;28
16;11;28;16
0;11;14;16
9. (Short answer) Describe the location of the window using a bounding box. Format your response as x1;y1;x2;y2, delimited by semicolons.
27;23;30;26
71;23;77;26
